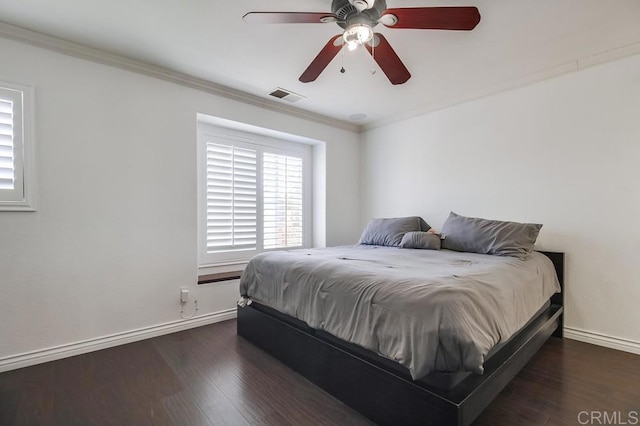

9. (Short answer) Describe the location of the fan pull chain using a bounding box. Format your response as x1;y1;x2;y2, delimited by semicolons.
371;37;377;75
340;46;346;74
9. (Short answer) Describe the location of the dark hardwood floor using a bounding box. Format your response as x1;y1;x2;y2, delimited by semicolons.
1;320;638;425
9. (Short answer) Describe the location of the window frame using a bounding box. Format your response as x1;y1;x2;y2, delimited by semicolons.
197;123;312;269
0;81;36;212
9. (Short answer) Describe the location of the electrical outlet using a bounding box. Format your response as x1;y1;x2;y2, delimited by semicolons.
180;288;189;303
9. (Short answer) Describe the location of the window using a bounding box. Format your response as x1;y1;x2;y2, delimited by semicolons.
198;123;311;267
263;153;304;249
0;82;35;211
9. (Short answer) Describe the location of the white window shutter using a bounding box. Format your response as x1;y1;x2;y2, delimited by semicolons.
0;82;35;211
263;153;303;249
197;122;311;267
0;97;14;190
206;143;257;253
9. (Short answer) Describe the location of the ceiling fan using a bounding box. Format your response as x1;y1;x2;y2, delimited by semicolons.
243;0;480;85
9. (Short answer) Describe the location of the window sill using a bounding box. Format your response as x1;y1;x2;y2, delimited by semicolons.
0;200;36;212
198;270;243;285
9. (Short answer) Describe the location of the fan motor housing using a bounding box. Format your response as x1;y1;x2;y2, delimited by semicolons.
332;0;387;29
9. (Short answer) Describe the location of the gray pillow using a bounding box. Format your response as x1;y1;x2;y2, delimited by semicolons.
441;212;542;259
399;232;442;250
359;216;430;247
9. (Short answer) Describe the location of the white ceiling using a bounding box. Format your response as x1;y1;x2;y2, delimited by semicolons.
1;0;640;127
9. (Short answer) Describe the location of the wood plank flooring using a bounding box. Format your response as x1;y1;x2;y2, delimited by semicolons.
1;319;638;425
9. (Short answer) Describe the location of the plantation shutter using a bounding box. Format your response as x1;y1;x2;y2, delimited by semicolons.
0;96;14;190
205;143;257;253
263;152;303;249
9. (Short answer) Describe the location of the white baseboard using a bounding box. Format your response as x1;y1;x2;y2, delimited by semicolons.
0;308;237;373
4;313;637;374
564;327;640;355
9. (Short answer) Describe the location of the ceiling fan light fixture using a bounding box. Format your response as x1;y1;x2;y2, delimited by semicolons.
342;23;374;50
349;0;376;13
379;14;398;27
245;2;481;85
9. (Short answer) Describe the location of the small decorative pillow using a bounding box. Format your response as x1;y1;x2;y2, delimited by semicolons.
399;231;442;250
441;212;542;260
359;216;430;247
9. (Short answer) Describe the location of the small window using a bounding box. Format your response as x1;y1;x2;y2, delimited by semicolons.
0;82;35;211
198;123;311;268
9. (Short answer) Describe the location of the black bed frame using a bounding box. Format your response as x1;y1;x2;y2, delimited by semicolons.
237;251;564;425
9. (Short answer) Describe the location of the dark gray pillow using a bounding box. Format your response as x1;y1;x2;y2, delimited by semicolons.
359;216;430;247
441;212;542;259
399;232;442;250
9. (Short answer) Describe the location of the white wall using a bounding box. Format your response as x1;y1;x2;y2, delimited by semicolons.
361;53;640;348
0;37;360;367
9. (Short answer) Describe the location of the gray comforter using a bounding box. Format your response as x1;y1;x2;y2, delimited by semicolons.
239;245;560;380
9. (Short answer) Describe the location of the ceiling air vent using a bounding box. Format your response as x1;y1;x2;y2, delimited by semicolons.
268;87;306;103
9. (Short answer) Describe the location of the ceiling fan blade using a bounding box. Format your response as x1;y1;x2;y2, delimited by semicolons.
381;7;480;30
243;12;337;24
299;35;343;83
365;34;411;85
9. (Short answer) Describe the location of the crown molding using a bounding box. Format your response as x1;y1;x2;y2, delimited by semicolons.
577;40;640;70
0;21;360;133
363;40;640;132
3;20;638;135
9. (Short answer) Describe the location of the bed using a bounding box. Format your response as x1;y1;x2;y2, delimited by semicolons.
236;216;564;425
